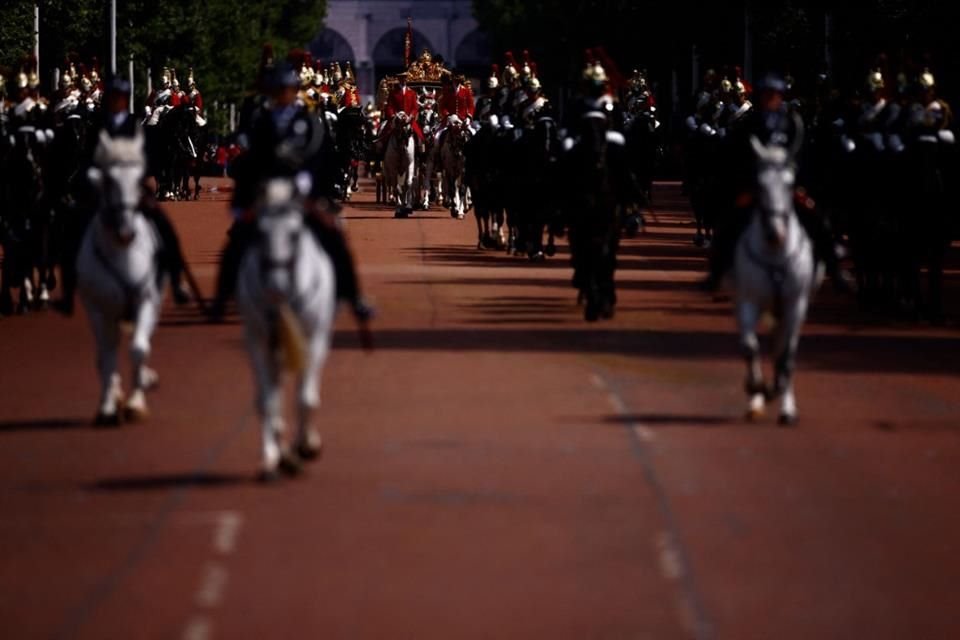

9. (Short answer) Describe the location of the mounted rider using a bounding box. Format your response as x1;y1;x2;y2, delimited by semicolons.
144;68;179;126
184;69;207;127
54;74;191;315
434;72;475;153
475;64;500;124
210;62;372;329
702;72;852;293
337;62;361;109
519;64;550;129
379;72;424;146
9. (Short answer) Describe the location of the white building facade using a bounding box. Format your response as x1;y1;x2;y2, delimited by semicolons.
310;0;490;102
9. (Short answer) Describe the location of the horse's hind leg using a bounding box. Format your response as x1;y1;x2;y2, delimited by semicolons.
87;308;123;425
736;301;766;420
125;300;162;422
247;331;286;479
772;298;808;426
295;336;331;461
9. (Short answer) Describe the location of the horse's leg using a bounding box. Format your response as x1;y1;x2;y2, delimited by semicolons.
736;300;766;420
88;308;123;425
0;240;14;316
474;203;486;249
194;163;202;200
125;298;162;422
295;334;330;460
247;327;285;478
772;296;808;426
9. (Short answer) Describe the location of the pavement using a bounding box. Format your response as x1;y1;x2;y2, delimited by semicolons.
1;177;958;639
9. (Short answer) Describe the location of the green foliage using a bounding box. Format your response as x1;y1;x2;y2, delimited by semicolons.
1;0;326;131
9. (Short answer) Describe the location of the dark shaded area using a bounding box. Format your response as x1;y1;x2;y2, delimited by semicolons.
89;472;253;492
0;418;89;432
604;414;739;427
332;327;960;376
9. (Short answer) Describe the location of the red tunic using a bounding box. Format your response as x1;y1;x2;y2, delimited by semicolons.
385;86;423;140
439;84;476;121
188;89;203;111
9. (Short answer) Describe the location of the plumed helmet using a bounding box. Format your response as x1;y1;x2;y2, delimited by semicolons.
582;50;607;87
920;67;936;90
332;62;343;83
503;51;520;84
521;50;533;79
344;61;355;83
60;63;73;89
187;68;196;89
734;79;747;97
0;74;6;95
313;60;326;86
161;67;172;88
487;64;500;90
90;57;101;85
866;68;885;92
171;69;180;89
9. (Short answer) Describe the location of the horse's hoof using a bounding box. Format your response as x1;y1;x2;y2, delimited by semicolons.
529;251;545;263
778;413;797;427
143;368;160;391
257;468;280;483
296;434;323;461
124;405;149;423
94;412;122;427
278;451;303;477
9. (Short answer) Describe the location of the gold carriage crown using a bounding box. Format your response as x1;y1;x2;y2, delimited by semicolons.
404;48;450;84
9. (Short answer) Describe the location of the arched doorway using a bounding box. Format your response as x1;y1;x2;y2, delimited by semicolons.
308;29;356;65
373;28;435;81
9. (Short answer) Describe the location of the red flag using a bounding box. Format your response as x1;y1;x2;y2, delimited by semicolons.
404;18;413;68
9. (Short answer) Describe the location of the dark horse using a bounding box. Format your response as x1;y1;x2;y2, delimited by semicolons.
334;106;367;201
1;123;49;314
147;107;204;201
512;116;562;260
561;112;638;321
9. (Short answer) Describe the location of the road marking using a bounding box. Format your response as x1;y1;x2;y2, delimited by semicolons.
656;531;684;580
213;511;243;555
590;370;711;639
183;616;212;640
589;372;607;390
195;562;229;608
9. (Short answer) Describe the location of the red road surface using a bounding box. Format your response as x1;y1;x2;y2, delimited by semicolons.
1;179;958;639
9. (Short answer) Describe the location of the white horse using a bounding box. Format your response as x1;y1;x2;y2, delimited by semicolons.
733;136;822;425
236;178;337;479
77;130;163;425
383;112;416;217
439;117;471;219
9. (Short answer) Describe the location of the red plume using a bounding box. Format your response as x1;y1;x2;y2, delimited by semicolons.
522;49;531;64
491;63;500;76
584;48;595;65
304;52;313;68
504;51;516;68
530;62;538;77
595;46;623;91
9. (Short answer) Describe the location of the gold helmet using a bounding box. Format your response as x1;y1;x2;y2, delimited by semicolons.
866;68;885;92
344;61;355;83
60;60;73;89
90;57;101;85
187;67;196;89
161;67;172;88
582;50;607;86
720;77;734;94
521;50;533;79
920;67;936;90
171;69;180;90
628;69;648;93
313;60;326;87
332;62;343;83
502;51;520;85
487;64;500;90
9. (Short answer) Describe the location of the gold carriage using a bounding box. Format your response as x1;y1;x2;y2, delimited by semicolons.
376;48;452;111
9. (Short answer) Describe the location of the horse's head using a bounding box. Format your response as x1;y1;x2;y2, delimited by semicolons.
88;129;146;245
750;135;796;249
256;177;307;300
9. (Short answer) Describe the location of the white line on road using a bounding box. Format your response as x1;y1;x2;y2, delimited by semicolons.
213;511;243;555
195;562;229;608
183;616;212;640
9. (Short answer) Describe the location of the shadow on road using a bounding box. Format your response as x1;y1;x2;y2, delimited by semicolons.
603;414;740;426
89;472;253;492
0;417;89;432
332;327;960;376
